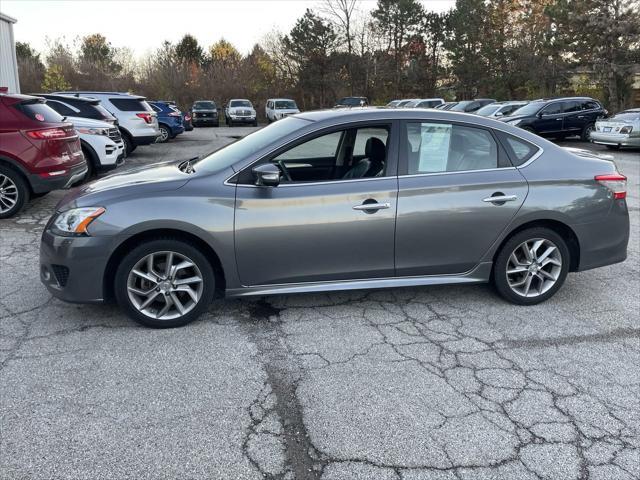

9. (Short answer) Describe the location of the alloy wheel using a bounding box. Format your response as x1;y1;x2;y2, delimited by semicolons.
159;127;169;142
506;238;562;297
0;174;19;214
127;251;204;320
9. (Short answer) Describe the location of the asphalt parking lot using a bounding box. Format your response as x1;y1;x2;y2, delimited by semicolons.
1;127;639;480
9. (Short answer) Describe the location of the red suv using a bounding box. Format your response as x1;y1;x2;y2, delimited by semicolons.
0;91;87;218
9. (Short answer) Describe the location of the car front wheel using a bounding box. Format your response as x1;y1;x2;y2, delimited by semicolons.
581;123;595;141
114;238;215;328
493;227;569;305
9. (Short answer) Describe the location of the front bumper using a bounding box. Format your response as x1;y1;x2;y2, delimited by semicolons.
40;229;114;303
229;116;257;124
590;131;640;147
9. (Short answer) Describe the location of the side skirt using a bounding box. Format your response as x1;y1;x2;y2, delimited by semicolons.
226;262;493;298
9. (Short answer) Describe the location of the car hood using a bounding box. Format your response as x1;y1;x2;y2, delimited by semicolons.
57;160;190;210
67;116;113;128
499;114;530;122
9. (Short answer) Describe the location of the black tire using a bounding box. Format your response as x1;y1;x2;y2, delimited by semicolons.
0;165;29;219
81;146;96;182
493;227;570;305
121;132;136;156
581;123;595;142
114;238;216;328
253;121;258;127
158;125;170;143
605;145;620;150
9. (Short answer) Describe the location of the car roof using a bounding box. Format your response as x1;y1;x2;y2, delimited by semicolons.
230;98;251;102
32;93;100;104
0;92;42;105
269;98;296;102
55;91;146;100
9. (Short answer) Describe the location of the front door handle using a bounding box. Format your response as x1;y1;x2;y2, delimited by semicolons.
483;194;518;203
353;202;390;211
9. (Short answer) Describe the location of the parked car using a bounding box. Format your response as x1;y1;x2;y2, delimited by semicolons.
0;92;86;218
334;96;368;108
191;100;219;127
386;100;402;107
475;101;528;118
502;97;606;140
148;101;185;143
435;102;458;110
183;111;193;131
265;98;300;122
34;94;124;178
54;91;159;155
406;98;446;109
33;93;117;125
40;108;629;327
225;99;257;126
396;99;418;108
449;99;496;113
590;108;640;149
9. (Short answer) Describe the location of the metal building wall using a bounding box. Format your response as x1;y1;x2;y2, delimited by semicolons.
0;13;20;93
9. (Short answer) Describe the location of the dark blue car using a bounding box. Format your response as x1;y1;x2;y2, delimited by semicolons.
148;101;185;143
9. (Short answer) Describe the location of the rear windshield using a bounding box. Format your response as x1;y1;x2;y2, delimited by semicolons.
196;117;309;173
230;100;252;108
194;101;216;109
109;98;151;112
611;111;640;121
275;100;297;109
14;101;64;123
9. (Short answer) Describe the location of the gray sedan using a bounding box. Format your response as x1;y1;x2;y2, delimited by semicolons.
40;109;630;327
591;108;640;149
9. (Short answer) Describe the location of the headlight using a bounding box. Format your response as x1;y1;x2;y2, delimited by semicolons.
76;127;109;136
51;207;105;236
619;126;633;134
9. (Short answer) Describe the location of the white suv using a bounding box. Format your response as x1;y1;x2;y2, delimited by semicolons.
225;99;257;126
265;98;300;122
54;91;159;155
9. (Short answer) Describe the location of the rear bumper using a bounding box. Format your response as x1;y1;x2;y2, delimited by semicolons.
192;117;218;125
28;161;88;194
590;132;640;147
40;230;113;303
574;199;630;271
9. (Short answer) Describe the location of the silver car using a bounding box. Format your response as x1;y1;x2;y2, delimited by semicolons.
40;109;629;328
591;108;640;149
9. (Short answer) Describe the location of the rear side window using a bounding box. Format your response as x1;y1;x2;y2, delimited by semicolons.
150;104;162;112
583;101;599;110
14;102;64;123
499;132;539;167
46;100;78;117
65;100;105;119
109;98;150;112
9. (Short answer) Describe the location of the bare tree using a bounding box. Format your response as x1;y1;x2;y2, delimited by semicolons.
322;0;357;94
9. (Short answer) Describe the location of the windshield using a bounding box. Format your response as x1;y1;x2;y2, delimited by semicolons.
196;117;309;173
230;100;252;108
476;105;501;116
449;101;473;111
275;100;297;109
194;101;216;109
339;97;364;106
511;102;544;116
610;111;640;121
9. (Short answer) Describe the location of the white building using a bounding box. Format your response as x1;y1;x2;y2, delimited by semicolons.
0;12;19;93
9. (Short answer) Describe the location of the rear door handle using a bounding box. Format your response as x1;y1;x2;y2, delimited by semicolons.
483;195;518;203
353;202;390;211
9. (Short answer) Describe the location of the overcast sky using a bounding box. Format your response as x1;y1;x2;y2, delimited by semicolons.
3;0;455;57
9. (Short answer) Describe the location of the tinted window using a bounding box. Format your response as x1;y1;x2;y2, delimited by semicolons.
63;99;108;119
14;101;64;123
46;100;78;117
150;104;162;112
564;101;581;113
502;134;538;166
194;101;216;109
275;100;297;109
583;101;599;110
110;98;150;112
197;117;309;173
541;102;563;115
353;128;388;156
230;100;252;108
405;122;499;174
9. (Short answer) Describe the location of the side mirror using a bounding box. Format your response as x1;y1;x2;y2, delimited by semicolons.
495;111;504;117
253;163;281;187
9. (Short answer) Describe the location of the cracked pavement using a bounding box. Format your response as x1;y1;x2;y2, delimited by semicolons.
1;129;638;479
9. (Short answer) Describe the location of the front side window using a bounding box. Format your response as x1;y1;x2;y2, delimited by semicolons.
46;100;78;117
404;122;499;174
541;102;563;115
564;101;581;113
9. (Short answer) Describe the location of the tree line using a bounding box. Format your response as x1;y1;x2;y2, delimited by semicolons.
16;0;640;115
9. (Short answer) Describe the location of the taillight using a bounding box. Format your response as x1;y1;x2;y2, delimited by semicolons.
136;113;153;124
595;173;627;200
26;128;68;139
619;126;633;134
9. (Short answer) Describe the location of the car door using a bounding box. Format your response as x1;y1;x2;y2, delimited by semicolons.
562;100;584;135
233;121;399;286
535;101;564;134
395;120;529;276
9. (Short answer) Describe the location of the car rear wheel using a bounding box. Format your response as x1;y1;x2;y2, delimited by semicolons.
493;227;569;305
121;132;136;156
114;238;215;328
0;166;29;219
158;125;170;143
581;123;595;141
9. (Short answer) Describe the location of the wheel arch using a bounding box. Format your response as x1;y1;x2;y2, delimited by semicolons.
103;228;227;302
79;139;100;170
492;219;581;272
0;155;33;193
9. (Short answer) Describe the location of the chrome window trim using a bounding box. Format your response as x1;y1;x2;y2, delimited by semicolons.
224;115;545;186
229;175;393;189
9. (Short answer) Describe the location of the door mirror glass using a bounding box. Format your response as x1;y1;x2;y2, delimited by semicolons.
253;163;281;187
495;111;504;117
